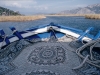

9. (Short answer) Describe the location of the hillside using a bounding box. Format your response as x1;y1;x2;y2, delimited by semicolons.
59;3;100;14
0;6;21;16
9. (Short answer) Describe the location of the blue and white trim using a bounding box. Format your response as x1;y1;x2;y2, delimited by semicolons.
0;22;100;48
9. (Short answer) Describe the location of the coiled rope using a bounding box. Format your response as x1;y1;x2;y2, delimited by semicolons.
49;27;100;69
74;38;100;69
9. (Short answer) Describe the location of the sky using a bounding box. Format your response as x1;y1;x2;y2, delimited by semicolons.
0;0;100;15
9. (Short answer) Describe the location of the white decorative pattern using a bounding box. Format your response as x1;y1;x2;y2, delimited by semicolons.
28;46;65;65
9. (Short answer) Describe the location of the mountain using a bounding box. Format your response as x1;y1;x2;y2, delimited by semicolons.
59;3;100;14
0;6;21;16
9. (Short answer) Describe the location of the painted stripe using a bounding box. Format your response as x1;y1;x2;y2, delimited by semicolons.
21;27;48;38
0;25;92;47
51;26;92;42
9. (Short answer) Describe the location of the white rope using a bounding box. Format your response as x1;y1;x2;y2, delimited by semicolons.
90;42;98;60
75;38;100;69
73;55;89;70
12;30;17;34
49;27;75;52
81;39;86;45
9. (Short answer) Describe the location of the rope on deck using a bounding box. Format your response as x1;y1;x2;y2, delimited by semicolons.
74;38;100;69
72;55;89;70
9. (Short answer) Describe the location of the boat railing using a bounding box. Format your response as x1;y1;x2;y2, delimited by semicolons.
0;22;100;49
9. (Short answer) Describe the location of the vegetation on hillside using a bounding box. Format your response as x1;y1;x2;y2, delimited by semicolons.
0;6;21;16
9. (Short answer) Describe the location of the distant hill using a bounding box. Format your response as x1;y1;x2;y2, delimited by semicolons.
59;3;100;14
0;6;21;16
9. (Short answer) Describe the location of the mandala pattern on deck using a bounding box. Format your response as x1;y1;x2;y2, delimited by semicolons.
28;46;66;65
0;39;30;75
25;70;59;75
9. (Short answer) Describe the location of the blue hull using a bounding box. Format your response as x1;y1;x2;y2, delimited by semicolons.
0;22;100;48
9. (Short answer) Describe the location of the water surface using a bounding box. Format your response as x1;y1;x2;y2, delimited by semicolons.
0;16;100;36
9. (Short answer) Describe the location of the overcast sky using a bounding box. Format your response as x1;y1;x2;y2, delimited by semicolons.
0;0;100;15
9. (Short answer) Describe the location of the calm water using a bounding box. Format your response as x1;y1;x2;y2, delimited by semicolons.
0;16;100;36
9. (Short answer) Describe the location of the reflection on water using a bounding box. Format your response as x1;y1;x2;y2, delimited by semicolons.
0;16;100;35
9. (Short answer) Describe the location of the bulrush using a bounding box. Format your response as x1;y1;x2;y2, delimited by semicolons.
0;15;46;22
85;14;100;19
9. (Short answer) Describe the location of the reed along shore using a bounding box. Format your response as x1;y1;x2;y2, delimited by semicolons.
0;15;46;22
46;14;100;20
85;14;100;19
45;14;85;17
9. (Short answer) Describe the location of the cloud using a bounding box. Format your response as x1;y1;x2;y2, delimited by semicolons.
0;0;48;11
0;0;90;15
75;4;87;7
0;0;37;8
5;2;23;8
33;5;48;10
